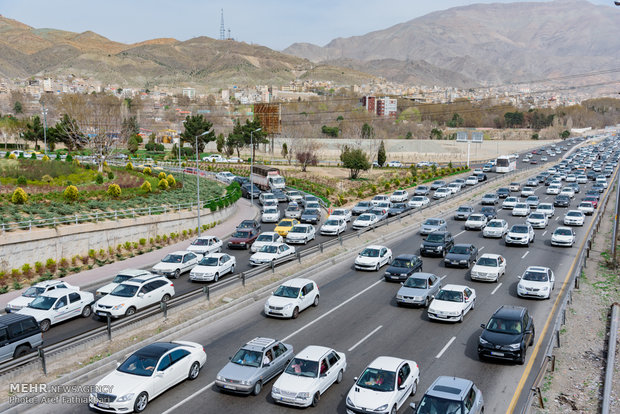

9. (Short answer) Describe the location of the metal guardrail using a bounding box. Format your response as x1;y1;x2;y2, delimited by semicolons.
519;153;620;413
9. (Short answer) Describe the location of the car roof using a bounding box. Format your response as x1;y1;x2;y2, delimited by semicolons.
32;280;68;288
203;253;228;259
410;272;437;279
295;345;333;361
442;284;470;291
479;253;502;259
526;266;550;272
367;356;407;372
0;313;38;327
124;274;167;285
135;342;181;358
117;269;151;277
280;278;313;288
364;245;387;250
169;250;192;255
425;376;474;401
243;337;277;352
39;288;80;298
393;254;418;260
259;231;279;237
492;305;527;320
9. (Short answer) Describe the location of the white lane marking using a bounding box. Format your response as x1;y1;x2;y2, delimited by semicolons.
491;283;503;295
348;325;383;352
435;336;456;359
479;246;485;251
455;230;466;237
521;251;529;259
555;216;560;221
282;279;383;342
163;279;384;413
542;231;547;236
162;381;215;414
441;274;448;280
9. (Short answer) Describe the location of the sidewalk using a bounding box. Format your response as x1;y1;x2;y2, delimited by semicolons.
0;198;259;310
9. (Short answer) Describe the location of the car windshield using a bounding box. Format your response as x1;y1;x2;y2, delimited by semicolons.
417;395;464;414
258;235;275;242
486;317;523;335
487;221;503;228
530;213;545;219
424;219;440;226
391;258;415;268
28;295;56;310
356;368;395;392
273;285;300;298
511;226;528;233
418;186;428;191
259;245;279;254
457;207;471;212
231;349;262;368
469;215;484;221
450;246;470;255
285;358;319;378
484;195;495;199
291;226;308;233
112;274;133;284
117;352;160;377
477;257;498;267
481;208;494;213
358;214;372;221
404;277;427;288
192;238;212;246
23;286;45;297
435;289;463;302
239;221;255;228
110;284;139;298
360;248;380;258
567;212;582;217
505;198;517;202
264;208;278;214
392;203;406;209
161;254;183;263
527;196;538;201
356;202;371;208
303;209;319;216
426;234;445;242
286;205;299;211
411;197;424;201
514;204;528;209
579;203;591;208
557;196;569;201
232;230;251;238
332;210;345;216
325;220;340;226
523;270;549;281
198;257;219;266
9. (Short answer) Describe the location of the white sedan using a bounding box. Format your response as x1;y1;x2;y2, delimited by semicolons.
408;196;430;208
354;245;393;271
152;251;200;279
517;266;555;299
186;236;223;256
264;278;319;319
560;187;575;198
251;232;283;253
345;356;419;414
578;201;595;215
471;254;506;282
329;208;352;222
285;224;316;244
261;207;281;223
546;185;561;195
465;214;487;230
273;345;345;408
390;190;409;203
320;218;347;236
189;253;236;282
89;341;206;413
17;289;94;332
502;197;519;210
512;203;531;217
563;210;585;226
95;269;152;297
249;243;296;266
537;203;555;218
6;280;79;313
551;227;576;247
433;188;451;199
427;284;476;323
482;219;508;238
465;176;479;186
527;212;548;229
352;213;380;230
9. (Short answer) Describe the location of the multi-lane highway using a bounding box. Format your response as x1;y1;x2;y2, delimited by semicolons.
19;135;620;414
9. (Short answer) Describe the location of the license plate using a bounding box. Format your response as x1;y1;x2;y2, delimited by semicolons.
97;402;110;408
96;312;106;316
390;276;398;279
490;351;504;357
223;385;236;390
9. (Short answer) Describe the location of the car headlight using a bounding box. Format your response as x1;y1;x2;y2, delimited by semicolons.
437;246;443;250
272;386;281;394
298;392;310;398
460;260;468;263
241;380;253;385
420;244;424;249
284;303;294;309
112;303;125;310
479;337;489;345
116;393;135;402
217;375;225;381
396;295;403;300
507;343;521;351
375;404;389;411
346;396;355;407
542;286;549;291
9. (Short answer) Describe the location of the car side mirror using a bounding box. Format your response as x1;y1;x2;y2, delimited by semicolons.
138;292;144;297
228;356;232;361
517;275;521;279
156;371;164;378
480;323;486;329
410;402;417;410
320;372;327;378
116;361;121;368
525;329;533;335
264;362;271;367
400;282;404;286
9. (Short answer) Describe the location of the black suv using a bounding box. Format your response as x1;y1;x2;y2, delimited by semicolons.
420;231;454;257
0;314;42;362
237;219;261;232
383;254;423;282
478;305;535;365
554;194;571;207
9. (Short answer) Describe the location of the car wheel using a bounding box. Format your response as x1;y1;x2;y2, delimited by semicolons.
132;392;149;413
174;269;180;279
162;294;171;302
292;307;299;319
424;297;429;308
231;264;235;274
518;347;527;365
125;307;137;316
188;361;200;380
442;250;446;258
214;273;219;282
390;405;397;414
411;379;418;396
81;305;92;318
39;319;51;332
458;311;464;323
252;381;262;396
478;352;485;361
311;392;320;407
313;295;319;307
13;345;30;358
471;299;476;310
375;263;380;271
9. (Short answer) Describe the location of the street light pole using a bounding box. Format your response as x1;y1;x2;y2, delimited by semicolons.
250;128;261;206
195;130;210;237
41;103;48;155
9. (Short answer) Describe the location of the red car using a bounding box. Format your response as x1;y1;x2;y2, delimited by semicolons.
227;228;259;249
583;196;598;209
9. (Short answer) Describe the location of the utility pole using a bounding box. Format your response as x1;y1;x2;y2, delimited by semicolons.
612;170;620;267
195;130;210;237
41;103;48;155
250;128;261;206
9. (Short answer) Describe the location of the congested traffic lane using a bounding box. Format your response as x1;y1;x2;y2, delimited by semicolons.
36;142;579;348
35;142;611;414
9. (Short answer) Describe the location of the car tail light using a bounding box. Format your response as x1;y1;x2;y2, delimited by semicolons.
170;283;174;287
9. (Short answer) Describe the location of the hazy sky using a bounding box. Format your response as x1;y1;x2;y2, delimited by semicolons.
0;0;613;50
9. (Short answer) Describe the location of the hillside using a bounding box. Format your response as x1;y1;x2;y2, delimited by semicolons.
284;0;620;85
0;16;376;88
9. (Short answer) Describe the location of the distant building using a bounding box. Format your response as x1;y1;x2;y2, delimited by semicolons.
361;95;397;117
182;87;196;100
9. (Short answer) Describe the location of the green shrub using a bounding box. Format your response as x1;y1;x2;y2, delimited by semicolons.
55;153;62;160
158;172;166;180
8;153;16;159
158;178;169;190
63;185;79;201
22;263;33;276
11;269;21;280
84;163;91;170
384;182;391;191
162;234;168;242
12;281;22;290
65;153;73;163
41;174;53;183
11;187;28;204
95;173;104;184
42;155;50;161
106;183;122;198
88;249;96;258
166;174;176;187
30;153;37;159
17;176;27;186
107;171;114;180
155;235;162;243
141;180;152;193
59;258;69;268
126;162;133;170
139;238;147;246
124;241;132;250
46;259;57;271
155;143;165;152
143;167;152;176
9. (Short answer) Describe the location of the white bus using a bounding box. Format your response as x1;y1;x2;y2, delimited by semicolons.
495;155;517;173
